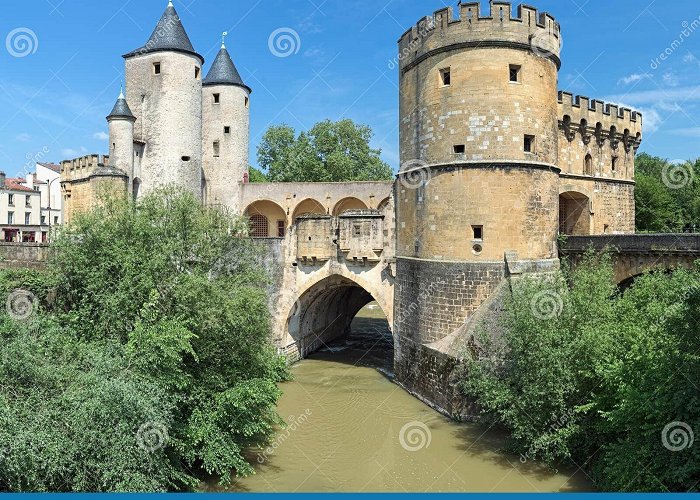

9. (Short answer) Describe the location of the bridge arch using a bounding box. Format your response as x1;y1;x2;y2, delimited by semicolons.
292;198;327;222
281;271;393;360
244;200;287;238
332;197;368;216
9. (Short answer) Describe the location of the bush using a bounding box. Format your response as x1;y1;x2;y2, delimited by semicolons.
460;255;700;492
0;189;288;491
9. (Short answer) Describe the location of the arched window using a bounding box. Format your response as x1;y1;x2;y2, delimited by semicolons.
584;154;593;176
249;214;269;238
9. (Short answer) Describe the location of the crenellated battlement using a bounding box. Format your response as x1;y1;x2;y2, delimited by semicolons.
558;91;643;151
60;154;129;183
398;1;561;72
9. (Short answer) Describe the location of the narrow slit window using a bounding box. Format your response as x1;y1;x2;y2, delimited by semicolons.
453;144;466;154
245;96;249;108
195;66;201;79
612;157;618;172
153;62;161;75
509;64;521;83
524;135;535;153
440;67;451;87
213;141;220;157
213;93;220;104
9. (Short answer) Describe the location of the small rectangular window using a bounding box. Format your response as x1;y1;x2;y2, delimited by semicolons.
25;213;31;225
26;195;31;207
54;216;59;224
440;67;451;87
213;93;220;104
153;63;161;75
524;135;535;153
277;220;285;238
509;64;521;83
245;97;249;108
213;141;220;157
472;225;483;240
612;157;618;172
8;194;14;205
224;126;231;134
453;144;466;154
195;66;200;79
7;212;13;224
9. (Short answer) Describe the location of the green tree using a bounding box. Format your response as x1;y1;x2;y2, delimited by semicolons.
257;119;394;182
0;189;289;492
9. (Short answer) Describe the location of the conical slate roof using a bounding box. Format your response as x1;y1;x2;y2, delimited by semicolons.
123;2;203;63
107;91;135;121
203;46;251;93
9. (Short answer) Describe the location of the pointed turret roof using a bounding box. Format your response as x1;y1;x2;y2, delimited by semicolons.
107;89;136;121
203;45;251;93
123;1;203;64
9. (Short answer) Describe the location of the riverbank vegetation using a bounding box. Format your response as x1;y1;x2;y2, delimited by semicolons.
461;254;700;492
0;190;288;492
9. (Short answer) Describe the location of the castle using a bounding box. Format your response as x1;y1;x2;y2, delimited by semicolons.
60;1;645;416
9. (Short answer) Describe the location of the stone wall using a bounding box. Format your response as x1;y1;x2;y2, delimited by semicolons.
0;243;50;270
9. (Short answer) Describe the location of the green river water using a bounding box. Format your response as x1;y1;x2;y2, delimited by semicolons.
211;304;594;493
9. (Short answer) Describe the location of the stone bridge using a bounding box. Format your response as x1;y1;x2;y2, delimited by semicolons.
241;181;396;362
559;234;700;285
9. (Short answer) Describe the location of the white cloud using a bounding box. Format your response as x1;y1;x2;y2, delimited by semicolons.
656;101;682;112
606;86;700;106
636;107;662;134
15;133;31;142
617;73;651;86
662;72;680;87
93;131;109;140
672;127;700;138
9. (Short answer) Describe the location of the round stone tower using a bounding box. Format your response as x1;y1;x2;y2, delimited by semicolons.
202;39;251;211
394;2;563;389
107;89;136;196
122;1;203;200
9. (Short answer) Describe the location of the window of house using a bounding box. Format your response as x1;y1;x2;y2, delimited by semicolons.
472;225;484;240
25;195;31;207
509;64;521;83
153;62;161;75
25;213;30;225
41;215;46;225
8;194;14;206
224;126;231;134
195;66;200;79
524;135;535;153
213;93;220;104
54;216;59;224
8;212;14;224
440;67;451;86
277;220;285;238
453;144;466;154
213;141;220;157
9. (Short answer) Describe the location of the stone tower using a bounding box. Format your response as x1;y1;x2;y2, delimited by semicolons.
202;39;252;210
122;0;204;200
393;2;563;395
106;89;136;197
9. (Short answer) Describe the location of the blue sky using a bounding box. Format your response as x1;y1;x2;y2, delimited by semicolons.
0;0;698;177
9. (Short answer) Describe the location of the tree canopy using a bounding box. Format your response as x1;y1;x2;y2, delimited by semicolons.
255;119;394;182
0;190;288;492
635;153;699;232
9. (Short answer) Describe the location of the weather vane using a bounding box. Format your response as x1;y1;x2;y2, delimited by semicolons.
222;31;228;48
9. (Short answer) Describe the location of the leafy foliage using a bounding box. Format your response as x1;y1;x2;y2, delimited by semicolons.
635;153;700;233
0;190;288;492
256;119;394;182
460;255;700;492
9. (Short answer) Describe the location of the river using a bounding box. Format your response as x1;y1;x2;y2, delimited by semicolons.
219;303;594;493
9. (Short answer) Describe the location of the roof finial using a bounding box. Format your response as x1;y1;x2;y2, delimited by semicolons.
118;83;124;100
221;31;228;49
168;0;173;7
